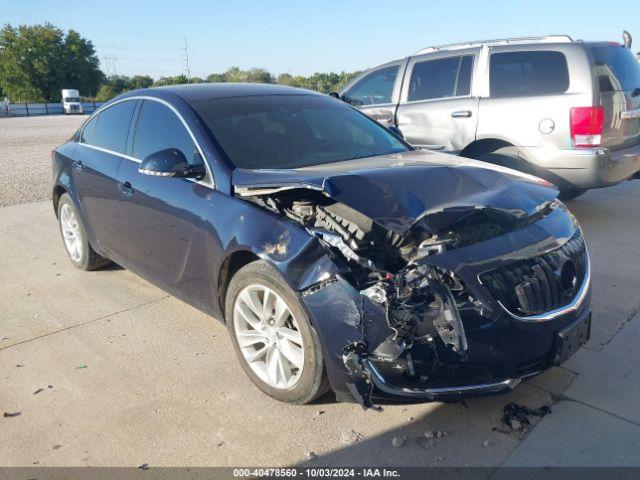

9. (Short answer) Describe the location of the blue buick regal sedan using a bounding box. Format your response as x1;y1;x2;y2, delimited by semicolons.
52;84;591;407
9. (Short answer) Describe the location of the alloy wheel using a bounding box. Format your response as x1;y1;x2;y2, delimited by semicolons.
232;284;304;389
60;203;83;262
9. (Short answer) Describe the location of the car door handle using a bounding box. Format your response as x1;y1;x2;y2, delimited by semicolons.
72;160;84;171
451;110;472;118
119;181;134;197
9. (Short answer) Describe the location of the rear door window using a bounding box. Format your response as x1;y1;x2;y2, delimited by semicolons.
132;100;201;165
590;45;640;92
490;51;569;97
407;55;474;101
91;101;137;153
342;66;399;106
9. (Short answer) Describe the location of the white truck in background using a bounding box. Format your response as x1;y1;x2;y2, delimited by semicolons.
61;89;83;114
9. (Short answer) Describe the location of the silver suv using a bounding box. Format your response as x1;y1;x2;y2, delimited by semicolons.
339;35;640;199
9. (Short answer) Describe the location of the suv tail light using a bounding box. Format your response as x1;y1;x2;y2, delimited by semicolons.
570;106;604;147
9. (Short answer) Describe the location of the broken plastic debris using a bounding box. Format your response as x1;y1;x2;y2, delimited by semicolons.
392;436;406;448
76;365;88;370
138;463;150;470
340;429;363;445
33;388;44;395
3;412;21;418
501;402;551;431
306;451;317;460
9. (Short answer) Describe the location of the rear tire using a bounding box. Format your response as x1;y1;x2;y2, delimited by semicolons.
57;193;110;271
225;260;329;404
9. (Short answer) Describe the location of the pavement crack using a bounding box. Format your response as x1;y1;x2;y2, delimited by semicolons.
0;294;170;351
555;397;640;429
600;303;640;349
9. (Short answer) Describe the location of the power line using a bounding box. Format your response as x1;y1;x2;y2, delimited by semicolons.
101;55;117;76
95;45;178;52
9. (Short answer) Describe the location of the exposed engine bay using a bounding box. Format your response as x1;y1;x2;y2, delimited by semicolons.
236;183;561;406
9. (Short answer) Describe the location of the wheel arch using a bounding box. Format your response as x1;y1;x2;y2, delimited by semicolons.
216;249;261;318
52;184;68;217
459;138;516;159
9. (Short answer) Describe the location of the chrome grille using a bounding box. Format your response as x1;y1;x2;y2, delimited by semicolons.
480;230;588;316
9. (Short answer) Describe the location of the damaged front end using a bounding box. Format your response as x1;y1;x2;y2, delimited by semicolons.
232;155;587;407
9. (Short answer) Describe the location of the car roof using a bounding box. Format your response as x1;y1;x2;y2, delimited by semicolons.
123;82;323;104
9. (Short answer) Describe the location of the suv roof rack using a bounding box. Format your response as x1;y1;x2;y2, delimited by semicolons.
415;35;574;55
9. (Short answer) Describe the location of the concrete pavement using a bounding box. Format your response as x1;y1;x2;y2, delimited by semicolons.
0;172;639;470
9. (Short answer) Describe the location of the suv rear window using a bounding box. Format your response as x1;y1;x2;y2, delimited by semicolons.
490;51;569;97
590;45;640;92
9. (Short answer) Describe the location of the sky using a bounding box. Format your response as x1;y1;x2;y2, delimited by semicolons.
2;0;636;79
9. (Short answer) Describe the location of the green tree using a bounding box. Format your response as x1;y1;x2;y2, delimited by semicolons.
130;75;153;89
152;74;189;87
61;29;102;98
95;84;117;102
0;23;101;101
206;72;227;83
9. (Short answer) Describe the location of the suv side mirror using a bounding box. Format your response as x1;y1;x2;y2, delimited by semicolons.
328;92;341;99
387;126;404;139
139;148;206;180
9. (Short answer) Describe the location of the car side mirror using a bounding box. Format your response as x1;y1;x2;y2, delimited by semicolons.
328;92;341;99
387;126;404;139
139;148;206;180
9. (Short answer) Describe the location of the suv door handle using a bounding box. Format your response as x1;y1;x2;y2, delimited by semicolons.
72;160;84;171
119;181;134;197
451;110;472;118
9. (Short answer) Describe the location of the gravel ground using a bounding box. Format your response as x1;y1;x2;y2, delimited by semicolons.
0;115;86;207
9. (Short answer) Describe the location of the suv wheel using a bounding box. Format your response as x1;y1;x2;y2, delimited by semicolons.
225;260;329;404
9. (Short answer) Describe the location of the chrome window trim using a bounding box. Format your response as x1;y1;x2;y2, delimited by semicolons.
77;142;208;187
78;96;215;189
400;94;475;106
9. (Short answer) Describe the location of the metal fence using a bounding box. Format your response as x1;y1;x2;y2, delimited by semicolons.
0;101;105;118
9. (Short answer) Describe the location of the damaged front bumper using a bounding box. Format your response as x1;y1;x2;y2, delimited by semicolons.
299;205;592;408
362;357;522;400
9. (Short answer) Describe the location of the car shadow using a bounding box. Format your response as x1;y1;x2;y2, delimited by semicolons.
292;382;554;470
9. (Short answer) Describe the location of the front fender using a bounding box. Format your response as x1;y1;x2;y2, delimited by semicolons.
214;196;341;294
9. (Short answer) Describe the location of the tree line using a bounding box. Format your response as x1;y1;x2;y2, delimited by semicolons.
0;23;360;103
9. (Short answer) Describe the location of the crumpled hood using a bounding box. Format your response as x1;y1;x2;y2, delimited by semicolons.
232;149;558;234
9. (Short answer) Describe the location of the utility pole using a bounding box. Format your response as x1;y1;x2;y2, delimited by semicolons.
101;55;118;77
181;37;190;83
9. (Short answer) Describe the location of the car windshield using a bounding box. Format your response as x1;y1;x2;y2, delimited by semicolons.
191;94;409;169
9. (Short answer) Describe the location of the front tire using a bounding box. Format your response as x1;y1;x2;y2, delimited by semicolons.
225;260;329;404
57;194;110;270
